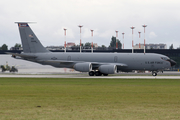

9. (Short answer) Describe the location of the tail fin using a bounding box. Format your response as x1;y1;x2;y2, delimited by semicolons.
16;22;50;53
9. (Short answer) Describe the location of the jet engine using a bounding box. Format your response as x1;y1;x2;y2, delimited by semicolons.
98;65;117;74
74;63;92;72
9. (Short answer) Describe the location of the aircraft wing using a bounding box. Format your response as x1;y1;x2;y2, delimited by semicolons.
6;52;37;58
91;62;127;67
39;60;127;67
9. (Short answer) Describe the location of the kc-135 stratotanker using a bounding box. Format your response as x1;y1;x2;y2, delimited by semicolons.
8;23;176;76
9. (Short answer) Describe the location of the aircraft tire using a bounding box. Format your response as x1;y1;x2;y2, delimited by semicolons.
89;71;94;76
152;72;157;76
103;74;108;76
95;71;102;76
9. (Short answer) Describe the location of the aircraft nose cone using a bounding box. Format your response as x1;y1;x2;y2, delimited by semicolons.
170;59;176;66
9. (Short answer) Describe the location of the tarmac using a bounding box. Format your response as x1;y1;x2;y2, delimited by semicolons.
1;71;180;79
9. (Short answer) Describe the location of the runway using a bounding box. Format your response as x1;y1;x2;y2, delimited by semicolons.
1;73;180;79
0;67;180;79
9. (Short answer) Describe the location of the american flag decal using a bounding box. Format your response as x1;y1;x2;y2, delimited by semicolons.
29;34;33;37
18;23;29;27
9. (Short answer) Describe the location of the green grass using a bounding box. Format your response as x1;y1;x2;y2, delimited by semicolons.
0;78;180;120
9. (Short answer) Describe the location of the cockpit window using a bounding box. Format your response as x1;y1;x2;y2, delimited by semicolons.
161;57;168;61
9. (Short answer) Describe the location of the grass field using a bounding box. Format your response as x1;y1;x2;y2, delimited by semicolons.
0;78;180;120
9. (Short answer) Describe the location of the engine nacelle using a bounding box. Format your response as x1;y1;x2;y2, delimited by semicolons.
74;63;92;72
98;65;117;74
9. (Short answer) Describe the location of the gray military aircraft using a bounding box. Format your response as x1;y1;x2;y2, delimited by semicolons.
8;22;176;76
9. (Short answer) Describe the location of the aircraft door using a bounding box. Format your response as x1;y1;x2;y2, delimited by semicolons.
67;56;71;61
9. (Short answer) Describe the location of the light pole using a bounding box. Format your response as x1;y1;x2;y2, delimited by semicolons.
142;24;147;54
138;31;141;49
122;33;125;49
115;31;118;49
91;30;94;53
78;25;83;53
64;28;67;52
130;26;135;53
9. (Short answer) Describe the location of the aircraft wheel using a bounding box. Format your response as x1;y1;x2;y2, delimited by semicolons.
152;72;157;76
103;74;108;76
95;71;102;76
89;71;94;76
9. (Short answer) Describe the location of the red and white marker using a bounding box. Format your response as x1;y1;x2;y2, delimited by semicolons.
78;25;83;53
91;30;94;53
138;31;141;49
115;31;118;49
130;26;135;53
142;24;147;54
122;33;125;49
64;28;67;52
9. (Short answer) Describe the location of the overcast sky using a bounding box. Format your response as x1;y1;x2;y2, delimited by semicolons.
0;0;180;49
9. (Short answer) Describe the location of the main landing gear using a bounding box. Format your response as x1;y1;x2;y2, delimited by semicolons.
152;71;157;76
89;71;108;76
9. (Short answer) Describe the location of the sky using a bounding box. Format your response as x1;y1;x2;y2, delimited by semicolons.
0;0;180;49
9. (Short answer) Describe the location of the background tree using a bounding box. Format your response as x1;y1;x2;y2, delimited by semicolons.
14;43;21;48
109;36;122;49
169;44;173;49
101;45;106;48
84;42;94;47
0;44;8;50
85;42;91;47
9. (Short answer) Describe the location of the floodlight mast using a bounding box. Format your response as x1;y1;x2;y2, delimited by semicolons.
64;28;67;53
122;33;125;49
130;26;135;53
78;25;83;53
138;31;141;49
142;24;147;54
91;30;94;53
115;31;118;49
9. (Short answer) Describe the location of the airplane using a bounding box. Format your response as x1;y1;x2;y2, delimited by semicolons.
8;22;176;76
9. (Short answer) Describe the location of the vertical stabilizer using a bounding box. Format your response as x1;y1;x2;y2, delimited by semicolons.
16;22;50;53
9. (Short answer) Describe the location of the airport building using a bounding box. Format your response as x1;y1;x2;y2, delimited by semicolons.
133;43;167;49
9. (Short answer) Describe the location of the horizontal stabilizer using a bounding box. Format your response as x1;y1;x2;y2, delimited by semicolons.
6;52;37;58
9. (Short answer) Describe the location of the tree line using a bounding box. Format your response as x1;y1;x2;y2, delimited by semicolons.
0;43;21;50
1;37;174;50
0;36;122;50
